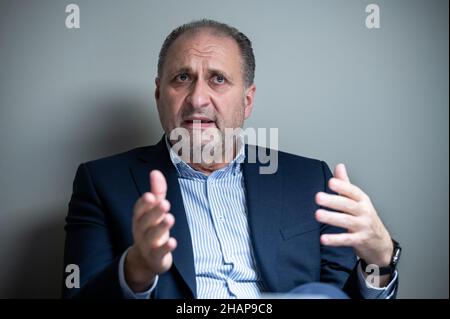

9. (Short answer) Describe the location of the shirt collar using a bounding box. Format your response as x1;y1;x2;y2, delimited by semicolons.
164;134;245;180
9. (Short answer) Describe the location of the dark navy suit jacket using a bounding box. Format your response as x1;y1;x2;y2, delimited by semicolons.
63;136;366;299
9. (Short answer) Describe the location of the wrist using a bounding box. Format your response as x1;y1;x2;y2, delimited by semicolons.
363;237;394;267
125;246;157;292
379;239;394;267
360;238;401;277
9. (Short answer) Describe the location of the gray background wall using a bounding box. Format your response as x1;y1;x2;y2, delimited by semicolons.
0;0;448;298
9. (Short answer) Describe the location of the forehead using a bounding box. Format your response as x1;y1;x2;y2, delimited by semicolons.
164;30;242;74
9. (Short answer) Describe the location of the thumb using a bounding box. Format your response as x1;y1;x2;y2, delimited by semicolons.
334;163;350;183
150;170;167;201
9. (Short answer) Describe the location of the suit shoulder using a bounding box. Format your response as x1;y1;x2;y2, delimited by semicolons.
81;145;153;172
250;144;325;167
277;150;330;178
277;149;323;166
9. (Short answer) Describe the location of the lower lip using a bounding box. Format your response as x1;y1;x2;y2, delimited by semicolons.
182;121;216;129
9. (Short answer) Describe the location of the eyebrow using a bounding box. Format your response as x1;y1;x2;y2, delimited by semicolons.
171;66;234;82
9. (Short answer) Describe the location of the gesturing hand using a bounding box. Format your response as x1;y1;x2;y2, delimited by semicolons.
315;164;394;269
125;170;177;292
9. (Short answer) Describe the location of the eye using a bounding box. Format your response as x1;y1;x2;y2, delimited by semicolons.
176;73;190;82
212;74;226;84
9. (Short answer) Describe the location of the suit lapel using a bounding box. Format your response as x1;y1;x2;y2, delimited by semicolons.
129;140;281;296
242;145;281;292
130;137;197;298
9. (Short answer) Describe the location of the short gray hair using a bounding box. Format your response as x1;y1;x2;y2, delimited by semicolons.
157;19;255;88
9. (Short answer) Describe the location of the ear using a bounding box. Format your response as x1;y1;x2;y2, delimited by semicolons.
155;77;161;102
243;84;256;120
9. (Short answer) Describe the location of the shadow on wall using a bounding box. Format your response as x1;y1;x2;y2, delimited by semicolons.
4;207;66;298
75;94;163;160
3;96;162;298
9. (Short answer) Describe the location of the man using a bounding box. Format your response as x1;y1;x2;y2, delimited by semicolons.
63;19;400;299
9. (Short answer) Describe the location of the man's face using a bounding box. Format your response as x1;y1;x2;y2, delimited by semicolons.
155;30;255;152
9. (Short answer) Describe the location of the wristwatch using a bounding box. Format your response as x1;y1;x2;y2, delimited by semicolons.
360;239;402;276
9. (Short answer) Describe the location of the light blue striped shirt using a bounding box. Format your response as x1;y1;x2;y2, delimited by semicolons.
166;139;264;298
118;139;397;299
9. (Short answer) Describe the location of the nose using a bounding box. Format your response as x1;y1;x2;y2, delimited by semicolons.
186;80;210;109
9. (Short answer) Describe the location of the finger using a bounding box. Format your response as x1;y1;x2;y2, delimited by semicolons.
150;170;167;201
137;199;171;232
315;192;360;215
134;192;158;221
144;213;175;247
153;237;177;260
334;163;350;183
328;178;366;202
320;233;356;247
315;209;359;231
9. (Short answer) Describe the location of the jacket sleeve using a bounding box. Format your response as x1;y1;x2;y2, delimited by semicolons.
62;163;124;299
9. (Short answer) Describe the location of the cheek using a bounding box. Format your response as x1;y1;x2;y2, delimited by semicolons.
218;95;246;127
232;105;245;123
160;90;186;119
215;113;242;131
